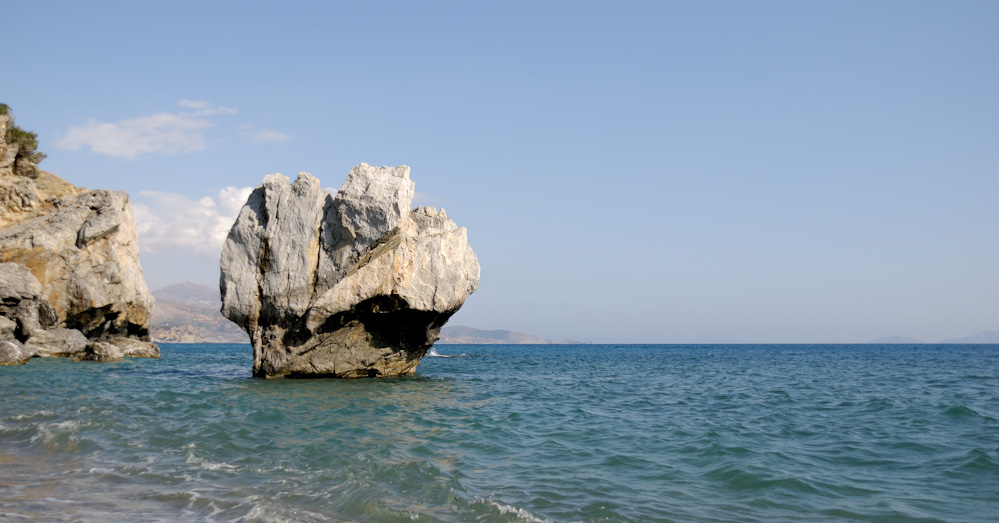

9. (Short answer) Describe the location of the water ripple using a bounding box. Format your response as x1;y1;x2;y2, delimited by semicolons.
2;344;999;521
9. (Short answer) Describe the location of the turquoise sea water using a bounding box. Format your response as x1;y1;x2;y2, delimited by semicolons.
1;343;997;522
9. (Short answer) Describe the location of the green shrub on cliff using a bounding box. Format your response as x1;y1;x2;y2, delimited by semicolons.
1;103;46;177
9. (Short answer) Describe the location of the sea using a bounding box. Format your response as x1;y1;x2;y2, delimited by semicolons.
1;343;997;522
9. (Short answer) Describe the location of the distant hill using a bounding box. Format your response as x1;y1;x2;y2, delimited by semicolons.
152;281;221;307
867;331;999;344
869;335;924;344
439;326;557;344
150;282;246;343
941;331;999;344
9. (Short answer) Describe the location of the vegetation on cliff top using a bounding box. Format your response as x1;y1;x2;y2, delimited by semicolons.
1;103;47;176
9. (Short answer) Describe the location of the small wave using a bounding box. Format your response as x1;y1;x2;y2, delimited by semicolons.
858;397;894;412
955;448;999;470
941;404;994;421
427;347;466;358
185;450;237;471
9;410;55;421
477;496;552;523
241;498;333;523
28;419;86;450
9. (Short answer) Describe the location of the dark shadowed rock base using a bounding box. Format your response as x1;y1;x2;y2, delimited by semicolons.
256;297;456;378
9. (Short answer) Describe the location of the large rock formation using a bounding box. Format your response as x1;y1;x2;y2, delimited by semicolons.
221;164;479;378
0;111;158;359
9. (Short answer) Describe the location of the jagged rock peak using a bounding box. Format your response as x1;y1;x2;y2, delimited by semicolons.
221;164;479;378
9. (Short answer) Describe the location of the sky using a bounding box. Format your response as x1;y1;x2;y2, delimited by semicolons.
3;1;997;343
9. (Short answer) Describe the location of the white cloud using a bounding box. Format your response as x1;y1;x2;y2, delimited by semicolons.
246;128;294;144
59;113;213;160
177;99;238;116
133;186;255;259
58;100;237;160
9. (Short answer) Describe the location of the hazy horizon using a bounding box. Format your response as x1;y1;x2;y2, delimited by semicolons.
4;1;997;344
151;280;998;345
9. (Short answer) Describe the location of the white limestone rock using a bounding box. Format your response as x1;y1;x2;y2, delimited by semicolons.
0;339;35;365
26;327;89;357
221;164;479;378
0;260;45;300
78;341;125;362
328;164;414;275
105;335;161;358
0;316;16;339
0;187;158;357
0;262;59;339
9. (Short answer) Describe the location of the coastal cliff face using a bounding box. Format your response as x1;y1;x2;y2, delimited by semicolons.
220;164;479;378
0;112;158;360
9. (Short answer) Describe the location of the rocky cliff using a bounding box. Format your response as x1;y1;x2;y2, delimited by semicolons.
0;110;158;360
220;164;479;378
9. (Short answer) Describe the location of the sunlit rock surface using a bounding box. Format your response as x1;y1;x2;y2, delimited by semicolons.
0;113;158;359
221;164;479;378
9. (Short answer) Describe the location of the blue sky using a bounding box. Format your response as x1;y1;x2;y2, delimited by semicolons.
3;1;997;343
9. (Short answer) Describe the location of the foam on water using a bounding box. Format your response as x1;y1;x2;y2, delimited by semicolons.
1;343;998;521
427;347;465;358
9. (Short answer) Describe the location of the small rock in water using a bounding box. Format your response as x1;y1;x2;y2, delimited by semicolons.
25;327;89;357
78;341;125;362
0;339;35;365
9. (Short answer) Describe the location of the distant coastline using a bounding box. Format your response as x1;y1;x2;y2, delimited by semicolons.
869;331;999;344
437;325;589;345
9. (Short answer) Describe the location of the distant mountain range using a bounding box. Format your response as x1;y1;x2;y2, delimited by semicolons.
153;281;220;308
438;326;560;344
869;335;925;344
150;282;246;343
869;331;999;344
941;331;999;344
